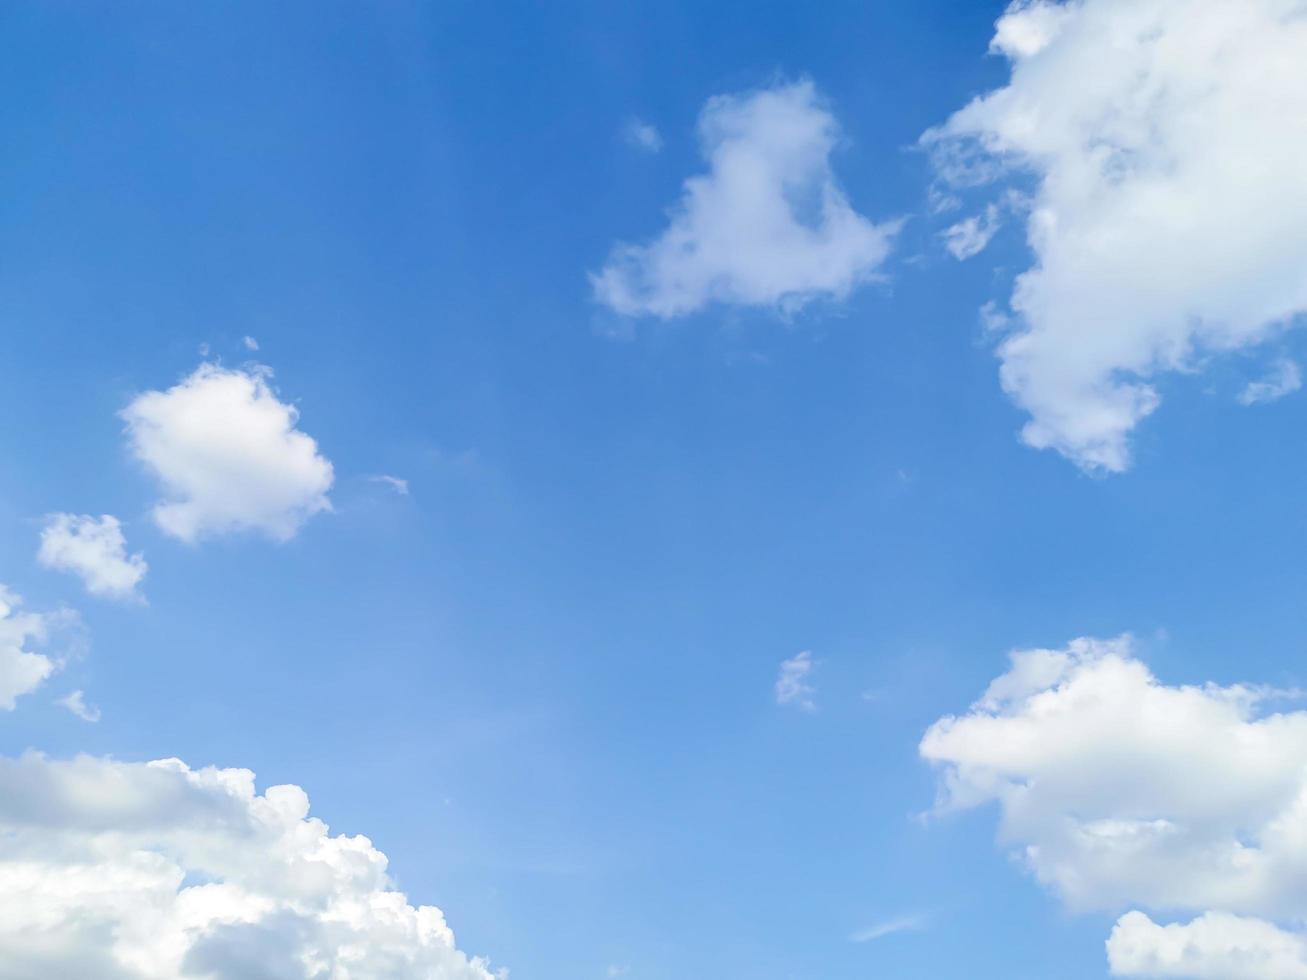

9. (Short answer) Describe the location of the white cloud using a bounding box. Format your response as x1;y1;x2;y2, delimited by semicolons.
921;635;1307;977
242;335;259;351
56;689;101;723
121;364;334;543
927;0;1307;472
1109;911;1307;979
848;913;929;943
38;513;147;601
1240;358;1302;406
0;752;499;979
0;588;60;711
623;119;662;153
368;475;410;496
775;651;816;711
592;80;897;318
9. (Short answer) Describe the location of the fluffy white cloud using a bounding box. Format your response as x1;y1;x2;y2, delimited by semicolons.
0;587;60;711
1109;911;1307;979
921;635;1307;977
927;0;1307;472
592;80;897;318
38;513;147;600
121;364;334;543
774;650;816;711
0;752;498;980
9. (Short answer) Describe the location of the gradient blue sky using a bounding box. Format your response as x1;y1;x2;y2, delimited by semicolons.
6;2;1307;978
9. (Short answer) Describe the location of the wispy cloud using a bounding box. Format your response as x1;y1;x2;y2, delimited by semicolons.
941;203;1001;260
368;474;410;496
57;689;101;723
622;118;662;153
849;913;929;943
1239;358;1302;406
775;651;816;711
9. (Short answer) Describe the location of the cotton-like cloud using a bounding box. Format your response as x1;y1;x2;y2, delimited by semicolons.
927;0;1307;472
592;80;897;318
774;651;816;711
121;364;334;543
0;752;499;979
0;587;60;711
38;513;147;600
921;635;1307;976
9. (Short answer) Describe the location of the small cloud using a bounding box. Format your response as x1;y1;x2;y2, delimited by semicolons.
1239;358;1301;405
849;913;929;943
368;475;410;496
38;514;147;602
0;587;71;711
57;689;101;723
622;118;662;153
121;362;334;543
242;335;260;351
606;966;630;978
978;300;1011;334
941;203;1002;260
928;187;962;214
592;80;898;319
775;651;816;711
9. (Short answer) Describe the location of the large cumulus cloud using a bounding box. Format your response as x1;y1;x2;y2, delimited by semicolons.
922;635;1307;977
0;753;499;980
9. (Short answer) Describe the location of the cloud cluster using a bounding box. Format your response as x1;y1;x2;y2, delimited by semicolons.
121;364;334;543
0;752;498;979
928;0;1307;471
0;587;61;711
592;80;897;318
38;513;147;601
921;635;1307;976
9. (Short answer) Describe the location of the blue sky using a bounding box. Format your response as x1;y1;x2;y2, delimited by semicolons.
6;2;1307;978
